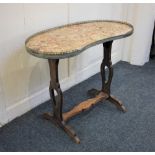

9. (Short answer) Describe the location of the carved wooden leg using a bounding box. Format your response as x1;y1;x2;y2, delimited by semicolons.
102;41;127;112
43;59;80;144
88;41;127;112
101;41;113;94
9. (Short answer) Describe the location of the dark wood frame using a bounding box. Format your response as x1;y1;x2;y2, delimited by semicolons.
43;41;127;144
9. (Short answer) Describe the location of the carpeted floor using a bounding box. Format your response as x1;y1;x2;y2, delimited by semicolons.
0;60;155;152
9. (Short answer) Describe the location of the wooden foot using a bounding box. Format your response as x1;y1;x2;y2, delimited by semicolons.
87;88;101;98
107;95;127;112
43;112;80;144
88;88;127;112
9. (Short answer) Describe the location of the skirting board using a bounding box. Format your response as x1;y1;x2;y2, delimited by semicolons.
1;51;121;126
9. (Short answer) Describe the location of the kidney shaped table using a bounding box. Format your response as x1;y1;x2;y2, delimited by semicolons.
25;20;133;144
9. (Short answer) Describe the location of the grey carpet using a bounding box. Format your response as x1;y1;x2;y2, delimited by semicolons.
0;60;155;152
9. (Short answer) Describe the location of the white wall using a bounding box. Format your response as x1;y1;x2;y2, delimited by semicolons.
122;4;155;65
1;3;151;126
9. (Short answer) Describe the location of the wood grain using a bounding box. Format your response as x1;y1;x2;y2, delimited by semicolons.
63;92;109;122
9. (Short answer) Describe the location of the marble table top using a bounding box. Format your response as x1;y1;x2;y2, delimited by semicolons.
25;20;133;59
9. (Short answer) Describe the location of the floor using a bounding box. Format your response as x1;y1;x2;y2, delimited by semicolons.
0;60;155;151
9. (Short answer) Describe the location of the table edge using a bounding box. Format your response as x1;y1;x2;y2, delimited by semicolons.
25;20;134;59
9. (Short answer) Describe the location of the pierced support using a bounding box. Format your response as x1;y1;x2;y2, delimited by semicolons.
48;59;63;121
88;41;127;112
101;41;113;94
43;59;80;144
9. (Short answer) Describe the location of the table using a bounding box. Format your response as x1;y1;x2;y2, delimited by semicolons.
25;20;133;144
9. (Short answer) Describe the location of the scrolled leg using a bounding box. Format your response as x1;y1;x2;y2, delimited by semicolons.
101;41;113;94
87;41;113;97
101;41;127;112
43;59;80;144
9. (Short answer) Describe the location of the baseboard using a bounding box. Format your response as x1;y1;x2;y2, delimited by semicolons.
6;87;49;123
2;51;121;126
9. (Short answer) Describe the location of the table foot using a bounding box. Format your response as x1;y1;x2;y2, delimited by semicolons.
87;89;127;112
87;88;101;98
107;95;127;112
43;112;80;144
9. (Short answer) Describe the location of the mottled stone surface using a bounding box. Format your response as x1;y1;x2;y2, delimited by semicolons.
25;20;133;58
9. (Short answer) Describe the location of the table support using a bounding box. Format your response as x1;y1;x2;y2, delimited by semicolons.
43;41;127;144
88;41;127;112
43;59;80;144
103;41;126;112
